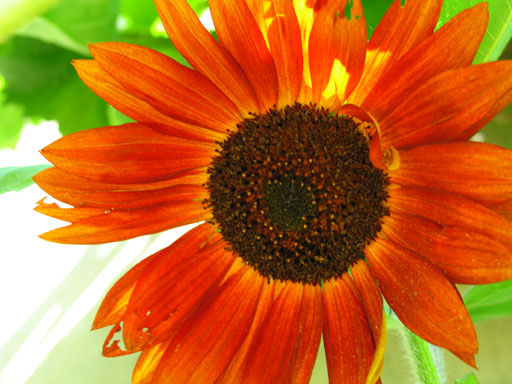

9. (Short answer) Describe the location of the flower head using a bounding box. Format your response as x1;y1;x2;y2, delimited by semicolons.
35;0;512;382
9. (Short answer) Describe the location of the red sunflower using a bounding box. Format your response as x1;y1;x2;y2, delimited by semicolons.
34;0;512;382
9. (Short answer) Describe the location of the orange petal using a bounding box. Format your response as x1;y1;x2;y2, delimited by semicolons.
349;0;442;104
89;43;240;132
363;3;488;121
380;61;512;148
366;237;478;355
351;260;383;345
255;0;304;105
125;242;235;345
99;224;236;354
73;60;226;143
132;341;171;384
93;252;158;330
488;199;512;221
308;0;366;105
41;123;216;184
383;212;512;284
146;263;264;384
38;199;209;244
35;198;104;223
34;167;208;210
216;279;279;384
209;0;278;110
388;186;512;246
392;142;512;204
323;275;376;384
243;283;323;384
154;0;260;114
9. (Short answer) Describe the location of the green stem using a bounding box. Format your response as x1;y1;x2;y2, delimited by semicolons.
402;327;444;384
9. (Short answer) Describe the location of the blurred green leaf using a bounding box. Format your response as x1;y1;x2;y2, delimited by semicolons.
0;165;51;195
0;94;24;149
17;17;90;56
44;0;119;46
438;0;512;63
463;280;512;322
0;37;109;136
0;0;62;43
479;103;512;149
120;0;160;33
455;373;480;384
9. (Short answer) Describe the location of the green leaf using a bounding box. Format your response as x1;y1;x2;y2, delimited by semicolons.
437;0;512;63
0;36;109;136
17;17;90;56
0;0;62;43
0;165;51;195
363;0;395;37
0;94;24;149
463;280;512;322
120;0;160;33
43;0;120;46
455;373;480;384
479;103;512;149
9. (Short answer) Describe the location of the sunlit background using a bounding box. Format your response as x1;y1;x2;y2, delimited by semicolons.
1;0;512;383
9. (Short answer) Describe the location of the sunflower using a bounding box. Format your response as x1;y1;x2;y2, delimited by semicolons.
34;0;512;382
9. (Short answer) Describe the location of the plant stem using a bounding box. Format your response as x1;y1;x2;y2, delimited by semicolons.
401;327;444;384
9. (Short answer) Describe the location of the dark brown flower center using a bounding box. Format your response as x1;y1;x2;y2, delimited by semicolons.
205;103;389;285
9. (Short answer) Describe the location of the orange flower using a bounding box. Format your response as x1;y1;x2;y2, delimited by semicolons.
35;0;512;382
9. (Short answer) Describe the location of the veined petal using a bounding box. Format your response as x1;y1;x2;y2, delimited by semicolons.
73;60;227;143
147;262;264;384
388;186;512;246
488;199;512;221
209;0;279;110
40;123;217;184
243;283;322;384
363;3;488;121
154;0;260;114
35;199;104;223
93;253;158;330
133;341;171;384
323;274;376;384
89;43;241;131
366;238;478;357
37;199;209;244
351;260;383;345
383;212;512;284
34;167;208;210
309;0;366;105
249;0;303;106
392;142;512;204
380;61;512;148
349;0;442;104
99;224;236;356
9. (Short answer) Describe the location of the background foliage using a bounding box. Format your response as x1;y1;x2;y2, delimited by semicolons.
1;1;511;383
